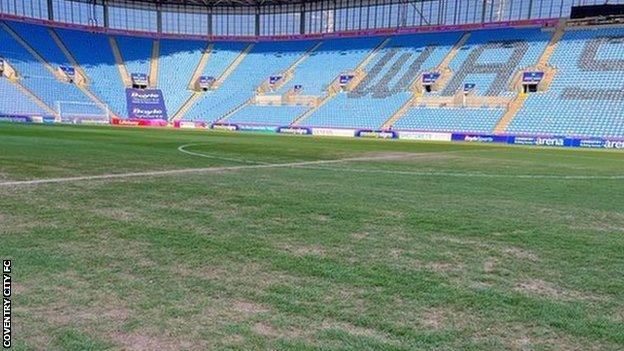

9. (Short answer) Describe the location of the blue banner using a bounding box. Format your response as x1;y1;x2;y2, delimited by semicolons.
131;73;149;86
463;83;476;92
451;133;624;150
198;76;215;89
269;75;283;85
0;115;32;123
452;133;510;143
125;89;168;120
59;65;75;78
422;72;441;84
512;136;572;147
340;74;354;85
522;71;544;83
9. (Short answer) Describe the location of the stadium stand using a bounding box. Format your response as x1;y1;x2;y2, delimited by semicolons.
509;28;624;138
185;41;312;122
115;35;154;86
158;39;206;116
395;107;506;133
301;32;462;129
0;21;95;117
0;18;622;139
393;28;552;133
273;37;382;96
0;78;47;115
54;27;128;117
225;104;309;126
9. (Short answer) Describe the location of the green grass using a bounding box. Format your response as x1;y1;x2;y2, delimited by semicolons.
1;123;623;350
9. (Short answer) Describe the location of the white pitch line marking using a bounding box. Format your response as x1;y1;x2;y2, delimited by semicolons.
177;144;270;165
295;165;624;180
1;146;621;187
0;153;415;187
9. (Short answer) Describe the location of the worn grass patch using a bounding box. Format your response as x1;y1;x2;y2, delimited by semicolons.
0;123;623;350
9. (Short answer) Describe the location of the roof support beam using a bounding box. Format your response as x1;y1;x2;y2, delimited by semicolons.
47;0;54;20
255;6;260;36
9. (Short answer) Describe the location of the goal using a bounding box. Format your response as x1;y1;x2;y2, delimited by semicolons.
57;101;110;124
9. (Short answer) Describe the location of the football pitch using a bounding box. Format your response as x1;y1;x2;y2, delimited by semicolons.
1;123;623;350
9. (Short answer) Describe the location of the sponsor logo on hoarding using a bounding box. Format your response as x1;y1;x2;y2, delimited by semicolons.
312;128;356;137
42;116;57;124
356;130;397;139
278;127;311;135
578;139;604;148
604;140;624;149
178;121;198;129
514;136;567;147
238;125;278;132
79;119;110;125
130;91;160;100
0;115;32;123
115;119;141;126
398;131;452;141
513;137;536;145
212;124;238;131
535;137;564;147
132;108;164;118
126;89;168;120
453;134;510;143
464;135;494;143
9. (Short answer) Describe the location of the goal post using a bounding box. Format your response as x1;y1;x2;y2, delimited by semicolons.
57;101;111;124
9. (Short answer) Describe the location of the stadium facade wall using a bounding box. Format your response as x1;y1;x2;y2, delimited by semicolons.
0;12;559;42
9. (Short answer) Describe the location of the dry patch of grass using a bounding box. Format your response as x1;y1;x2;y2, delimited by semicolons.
483;258;497;273
515;278;599;301
14;270;132;349
420;308;446;330
502;247;539;262
320;320;397;344
471;325;608;351
280;243;326;257
90;206;141;222
109;330;196;351
232;300;271;315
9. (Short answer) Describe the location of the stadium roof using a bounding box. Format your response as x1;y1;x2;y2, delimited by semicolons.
100;0;311;7
72;0;414;10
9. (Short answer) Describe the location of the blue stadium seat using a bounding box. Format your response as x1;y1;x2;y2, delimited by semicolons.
55;27;128;117
1;19;622;139
0;22;95;116
510;28;624;138
158;39;206;116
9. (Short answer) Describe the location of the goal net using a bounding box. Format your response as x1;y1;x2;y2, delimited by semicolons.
57;101;110;124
